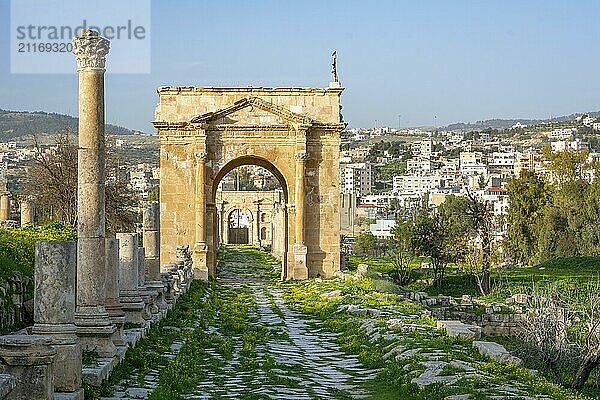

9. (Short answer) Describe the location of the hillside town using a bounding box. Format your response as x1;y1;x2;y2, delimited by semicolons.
340;114;600;242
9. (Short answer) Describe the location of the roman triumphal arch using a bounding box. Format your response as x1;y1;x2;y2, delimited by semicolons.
153;87;344;279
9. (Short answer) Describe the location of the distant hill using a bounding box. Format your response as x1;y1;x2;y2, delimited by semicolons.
0;109;136;140
445;111;600;131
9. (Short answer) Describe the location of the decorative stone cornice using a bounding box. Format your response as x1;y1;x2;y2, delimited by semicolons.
72;30;110;71
153;121;189;130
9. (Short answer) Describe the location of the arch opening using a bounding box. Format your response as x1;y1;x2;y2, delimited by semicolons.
211;156;288;203
212;155;289;279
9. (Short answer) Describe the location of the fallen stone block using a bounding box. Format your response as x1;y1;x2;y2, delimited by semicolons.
395;347;422;361
355;264;369;278
321;290;342;299
411;360;459;388
437;320;481;339
386;318;404;330
473;340;522;365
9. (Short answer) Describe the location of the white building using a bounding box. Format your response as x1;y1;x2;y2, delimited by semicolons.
549;128;577;140
406;157;433;174
488;152;515;168
369;219;396;239
460;152;487;176
583;116;596;126
341;162;374;197
393;174;442;193
550;139;589;152
411;139;433;157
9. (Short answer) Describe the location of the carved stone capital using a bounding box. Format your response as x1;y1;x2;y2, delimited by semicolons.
195;152;208;162
72;30;110;71
295;152;308;162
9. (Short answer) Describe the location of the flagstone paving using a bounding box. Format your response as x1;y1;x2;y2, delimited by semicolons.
101;247;375;399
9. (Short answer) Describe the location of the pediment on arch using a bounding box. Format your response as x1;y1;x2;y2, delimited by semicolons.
190;97;314;126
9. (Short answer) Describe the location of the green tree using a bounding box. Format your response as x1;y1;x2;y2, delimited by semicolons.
462;190;495;294
404;200;470;290
389;218;415;285
505;170;550;265
354;231;377;256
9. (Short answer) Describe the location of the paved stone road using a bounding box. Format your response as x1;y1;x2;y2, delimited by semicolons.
103;247;375;399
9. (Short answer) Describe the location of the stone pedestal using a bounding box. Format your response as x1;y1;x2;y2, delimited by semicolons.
72;30;116;358
192;243;208;280
0;335;56;400
32;241;82;397
104;238;126;346
116;233;144;325
74;238;116;357
161;272;175;305
293;243;309;279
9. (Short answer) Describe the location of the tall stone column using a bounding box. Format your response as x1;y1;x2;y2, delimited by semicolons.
293;152;308;279
0;173;9;222
116;233;144;324
20;198;34;226
255;199;262;249
193;152;208;280
220;201;228;245
72;30;116;357
294;152;307;245
32;240;82;398
105;238;126;346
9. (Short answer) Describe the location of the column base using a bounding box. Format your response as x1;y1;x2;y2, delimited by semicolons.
32;323;82;393
292;243;308;279
119;291;145;325
0;335;56;400
105;299;127;346
74;306;116;358
146;280;168;311
54;388;85;400
138;286;158;318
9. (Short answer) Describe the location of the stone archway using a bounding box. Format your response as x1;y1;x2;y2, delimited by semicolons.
154;87;344;279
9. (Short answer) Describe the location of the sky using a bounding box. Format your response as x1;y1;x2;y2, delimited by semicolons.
1;0;600;132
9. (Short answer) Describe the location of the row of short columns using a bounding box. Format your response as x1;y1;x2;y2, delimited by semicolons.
0;208;195;399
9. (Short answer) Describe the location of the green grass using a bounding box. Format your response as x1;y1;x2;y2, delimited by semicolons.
351;253;600;300
281;269;592;400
